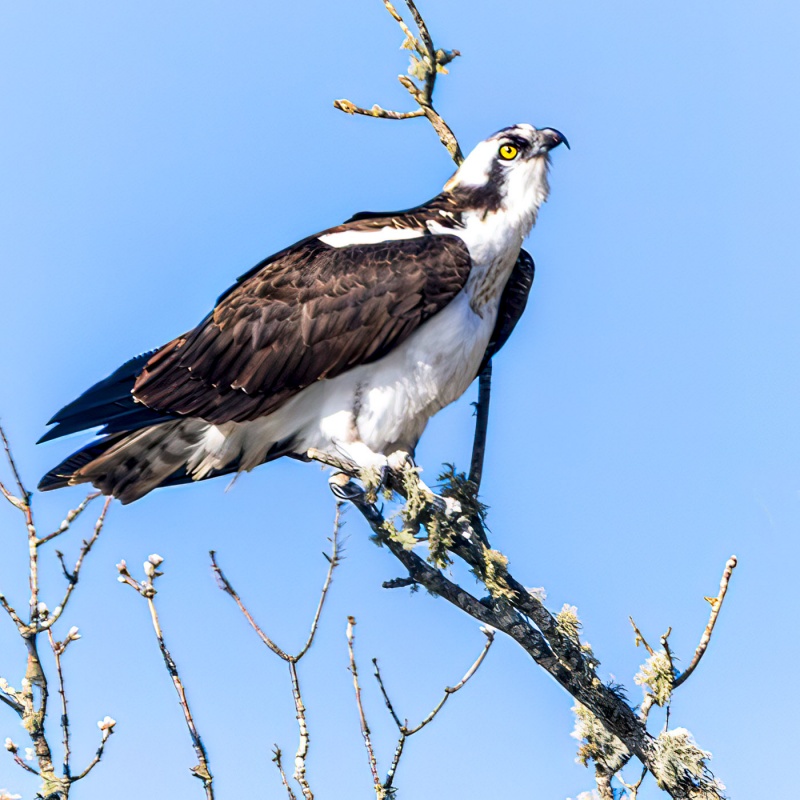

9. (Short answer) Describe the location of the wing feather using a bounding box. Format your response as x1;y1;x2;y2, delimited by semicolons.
133;233;472;423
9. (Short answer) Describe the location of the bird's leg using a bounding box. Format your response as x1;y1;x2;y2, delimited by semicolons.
385;451;463;520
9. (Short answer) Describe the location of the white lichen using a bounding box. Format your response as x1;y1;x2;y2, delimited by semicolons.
571;702;628;769
634;650;674;706
651;728;725;798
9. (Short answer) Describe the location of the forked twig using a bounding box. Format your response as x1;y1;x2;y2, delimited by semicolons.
334;0;463;163
375;628;495;791
211;505;343;800
41;497;112;631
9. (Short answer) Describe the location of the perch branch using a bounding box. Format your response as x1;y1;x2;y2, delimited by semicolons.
329;475;729;799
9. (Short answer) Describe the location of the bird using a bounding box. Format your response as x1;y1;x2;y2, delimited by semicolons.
38;124;567;504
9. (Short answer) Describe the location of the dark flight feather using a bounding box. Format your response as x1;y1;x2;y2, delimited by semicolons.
480;249;535;372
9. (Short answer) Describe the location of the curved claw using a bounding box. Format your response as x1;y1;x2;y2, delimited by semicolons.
328;473;366;502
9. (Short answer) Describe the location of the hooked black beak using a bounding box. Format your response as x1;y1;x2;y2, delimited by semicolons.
540;128;570;150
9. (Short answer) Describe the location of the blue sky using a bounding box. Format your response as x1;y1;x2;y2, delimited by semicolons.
0;0;797;797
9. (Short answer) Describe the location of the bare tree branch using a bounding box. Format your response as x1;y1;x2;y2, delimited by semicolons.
375;628;494;792
673;556;737;689
346;617;382;797
37;493;101;547
119;556;214;798
334;0;463;164
212;508;342;800
41;497;112;631
272;746;299;800
0;429;115;798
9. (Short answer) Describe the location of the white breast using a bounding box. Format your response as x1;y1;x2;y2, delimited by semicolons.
184;218;526;475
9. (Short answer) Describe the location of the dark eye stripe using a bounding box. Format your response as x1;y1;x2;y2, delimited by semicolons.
504;134;529;151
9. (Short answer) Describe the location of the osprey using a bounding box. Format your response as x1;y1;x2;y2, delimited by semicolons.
39;124;567;504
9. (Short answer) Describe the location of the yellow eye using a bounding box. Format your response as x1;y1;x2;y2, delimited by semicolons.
498;144;519;161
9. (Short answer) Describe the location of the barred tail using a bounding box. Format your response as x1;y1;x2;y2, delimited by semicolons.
38;420;209;504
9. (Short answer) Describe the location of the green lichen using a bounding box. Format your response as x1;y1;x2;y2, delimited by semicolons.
481;548;516;602
635;650;674;707
570;702;628;770
557;604;582;642
358;465;383;505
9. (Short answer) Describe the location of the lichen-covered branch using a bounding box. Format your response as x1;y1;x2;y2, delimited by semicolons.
306;446;733;799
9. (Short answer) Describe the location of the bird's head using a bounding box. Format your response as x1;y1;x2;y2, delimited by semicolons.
444;124;568;233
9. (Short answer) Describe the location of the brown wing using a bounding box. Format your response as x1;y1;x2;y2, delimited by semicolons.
133;233;473;424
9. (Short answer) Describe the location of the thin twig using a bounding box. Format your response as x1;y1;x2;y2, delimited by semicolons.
145;594;214;798
378;629;494;791
47;630;71;780
12;753;41;776
628;617;656;656
661;627;675;681
0;425;29;501
673;556;737;689
469;362;492;490
333;101;424;120
40;497;112;631
372;660;404;730
404;628;494;735
346;617;382;795
70;729;114;783
37;493;101;546
210;510;341;662
272;747;298;800
295;503;343;660
210;553;291;660
0;590;26;631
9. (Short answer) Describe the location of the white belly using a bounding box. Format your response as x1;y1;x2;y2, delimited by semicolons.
185;289;499;476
